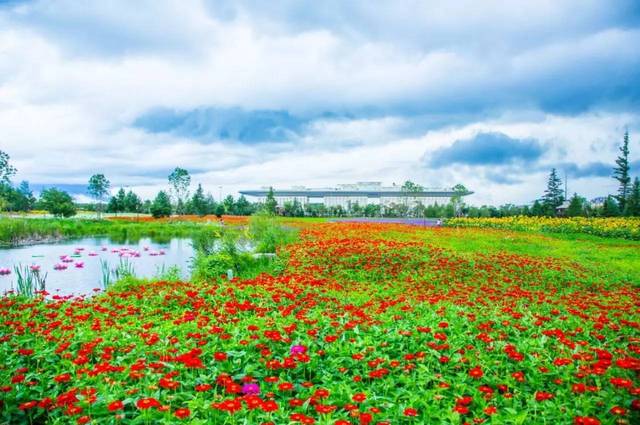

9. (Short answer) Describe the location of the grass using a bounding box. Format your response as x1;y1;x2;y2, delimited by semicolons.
0;217;222;246
381;225;640;285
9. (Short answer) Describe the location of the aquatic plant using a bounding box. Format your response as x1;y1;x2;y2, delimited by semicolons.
11;264;47;297
99;259;111;289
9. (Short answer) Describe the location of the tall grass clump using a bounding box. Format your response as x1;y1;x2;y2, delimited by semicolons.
12;264;47;297
191;212;294;282
248;211;295;253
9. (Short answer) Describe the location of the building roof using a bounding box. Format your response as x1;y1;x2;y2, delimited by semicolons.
240;184;473;198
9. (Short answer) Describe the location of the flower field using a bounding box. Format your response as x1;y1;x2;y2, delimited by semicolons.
1;222;639;424
446;216;640;240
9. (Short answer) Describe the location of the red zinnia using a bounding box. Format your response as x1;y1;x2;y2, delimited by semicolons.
108;400;124;411
136;398;160;410
352;393;367;403
174;408;190;419
469;366;483;379
403;408;418;416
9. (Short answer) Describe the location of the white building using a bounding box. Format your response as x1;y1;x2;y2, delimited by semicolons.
240;182;472;209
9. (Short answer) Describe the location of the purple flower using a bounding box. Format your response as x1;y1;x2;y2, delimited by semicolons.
241;383;260;395
290;345;307;355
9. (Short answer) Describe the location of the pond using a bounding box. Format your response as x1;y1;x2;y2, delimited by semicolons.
0;237;195;297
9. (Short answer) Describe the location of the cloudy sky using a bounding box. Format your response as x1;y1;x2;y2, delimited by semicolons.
1;0;639;205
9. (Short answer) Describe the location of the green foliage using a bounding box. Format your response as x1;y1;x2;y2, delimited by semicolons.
190;184;209;216
566;193;585;217
248;210;293;253
214;203;225;217
39;188;77;217
0;150;16;185
613;130;631;211
124;190;143;213
12;264;47;297
107;188;127;214
168;167;191;213
282;199;304;217
400;180;423;193
150;191;172;218
155;264;183;282
601;195;620;217
0;181;36;213
87;174;110;218
542;168;564;216
0;217;221;246
234;195;254;215
624;177;640;216
264;186;277;214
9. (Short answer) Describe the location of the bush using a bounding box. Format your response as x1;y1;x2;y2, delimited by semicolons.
248;211;293;253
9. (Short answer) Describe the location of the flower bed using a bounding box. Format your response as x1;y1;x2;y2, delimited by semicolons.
446;216;640;240
0;223;638;424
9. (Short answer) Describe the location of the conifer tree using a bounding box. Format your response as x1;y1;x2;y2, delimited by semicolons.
624;177;640;216
613;130;631;211
542;168;564;216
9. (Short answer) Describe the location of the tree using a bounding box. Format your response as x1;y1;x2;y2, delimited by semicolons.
624;177;640;216
0;150;16;185
601;195;620;217
124;190;143;213
400;180;423;212
264;187;277;215
450;184;469;217
223;195;235;214
14;181;36;211
214;203;225;218
87;174;110;219
566;193;585;217
542;168;564;216
168;167;191;214
613;130;631;211
190;184;208;216
39;188;76;217
235;195;253;215
150;191;172;218
108;188;127;214
531;200;544;216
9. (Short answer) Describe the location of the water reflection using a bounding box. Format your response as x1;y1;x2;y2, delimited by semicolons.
0;237;194;297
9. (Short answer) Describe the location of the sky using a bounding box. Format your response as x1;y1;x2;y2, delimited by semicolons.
1;0;639;205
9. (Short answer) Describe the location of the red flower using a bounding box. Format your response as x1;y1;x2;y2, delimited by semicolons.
54;373;72;383
108;400;124;411
609;406;626;415
261;400;278;412
136;398;160;410
278;382;294;391
574;416;601;425
352;393;367;403
77;416;91;424
195;383;212;392
19;401;37;410
174;408;190;419
468;366;483;379
535;391;554;402
484;406;497;415
403;408;418;416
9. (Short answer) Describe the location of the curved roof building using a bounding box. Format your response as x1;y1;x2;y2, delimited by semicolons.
240;182;472;208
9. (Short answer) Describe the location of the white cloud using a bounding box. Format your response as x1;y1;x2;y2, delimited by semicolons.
0;0;638;206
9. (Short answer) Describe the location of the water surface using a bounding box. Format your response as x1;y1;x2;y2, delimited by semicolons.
0;237;194;296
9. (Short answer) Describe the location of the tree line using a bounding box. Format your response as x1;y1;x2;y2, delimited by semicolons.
530;130;639;217
0;130;636;219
